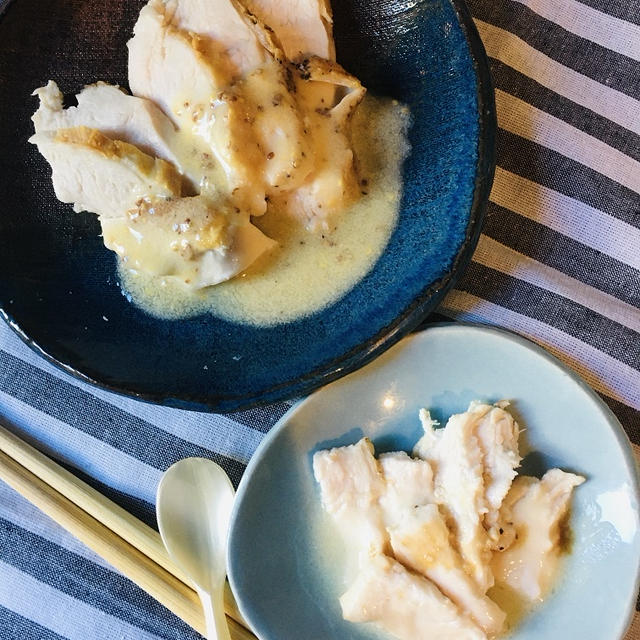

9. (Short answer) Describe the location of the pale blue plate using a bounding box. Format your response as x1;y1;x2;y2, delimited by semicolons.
228;324;640;640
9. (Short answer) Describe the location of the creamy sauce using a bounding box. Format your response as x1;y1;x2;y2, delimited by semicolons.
119;95;410;326
170;127;228;197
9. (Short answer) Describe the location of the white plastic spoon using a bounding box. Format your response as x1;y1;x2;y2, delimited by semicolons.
156;457;235;640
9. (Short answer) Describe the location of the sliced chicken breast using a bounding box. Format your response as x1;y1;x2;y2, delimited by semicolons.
389;504;506;637
229;3;318;191
128;0;261;207
242;0;335;61
31;125;271;287
128;0;313;216
101;195;275;287
491;469;585;601
413;401;522;589
340;554;487;640
30;126;182;219
169;0;267;79
32;81;181;167
276;57;365;231
128;0;228;112
240;0;344;215
32;80;231;196
314;438;504;637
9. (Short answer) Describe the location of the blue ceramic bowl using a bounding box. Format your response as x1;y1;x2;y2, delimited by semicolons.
0;0;495;411
228;324;640;640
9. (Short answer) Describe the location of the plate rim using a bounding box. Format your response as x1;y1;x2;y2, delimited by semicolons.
0;0;496;412
228;322;640;640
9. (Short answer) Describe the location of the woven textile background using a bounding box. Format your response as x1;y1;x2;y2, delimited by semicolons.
1;0;639;638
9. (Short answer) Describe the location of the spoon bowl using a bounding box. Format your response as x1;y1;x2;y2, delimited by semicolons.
157;457;235;639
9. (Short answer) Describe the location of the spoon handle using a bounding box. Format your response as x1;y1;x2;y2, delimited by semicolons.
198;584;232;640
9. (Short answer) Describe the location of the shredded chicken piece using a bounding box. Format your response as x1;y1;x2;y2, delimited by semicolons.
414;404;495;591
341;554;487;640
492;469;585;601
389;504;506;637
312;438;388;560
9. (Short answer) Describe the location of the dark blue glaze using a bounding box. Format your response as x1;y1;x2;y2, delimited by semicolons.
0;0;495;411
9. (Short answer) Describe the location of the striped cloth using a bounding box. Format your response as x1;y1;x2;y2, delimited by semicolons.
1;0;639;638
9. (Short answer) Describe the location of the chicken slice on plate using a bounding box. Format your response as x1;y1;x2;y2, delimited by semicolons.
413;405;494;591
241;0;337;111
168;0;267;79
312;438;388;560
491;469;585;601
276;57;366;231
128;0;312;215
29;126;182;219
101;196;275;288
389;504;506;637
413;401;522;590
128;0;261;211
32;81;182;171
31;80;225;196
377;451;435;527
241;0;346;222
242;0;335;61
314;439;504;637
229;4;315;193
474;402;521;542
31;126;273;287
340;554;487;640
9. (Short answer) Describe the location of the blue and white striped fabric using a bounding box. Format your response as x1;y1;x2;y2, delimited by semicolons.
1;0;639;638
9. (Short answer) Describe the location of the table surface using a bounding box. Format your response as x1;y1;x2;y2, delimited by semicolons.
1;0;639;638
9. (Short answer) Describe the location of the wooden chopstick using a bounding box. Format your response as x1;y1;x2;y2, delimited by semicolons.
0;427;255;639
0;449;256;640
0;424;245;626
0;425;192;577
